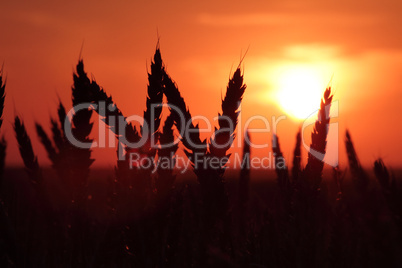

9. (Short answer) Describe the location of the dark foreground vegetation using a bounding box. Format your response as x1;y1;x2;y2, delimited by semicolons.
0;46;401;267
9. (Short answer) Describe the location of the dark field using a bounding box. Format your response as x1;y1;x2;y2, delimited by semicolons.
1;167;402;267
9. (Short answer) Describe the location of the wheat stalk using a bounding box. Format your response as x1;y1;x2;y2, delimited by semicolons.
345;130;368;191
48;102;68;154
70;60;95;188
36;123;58;166
39;102;73;183
57;101;67;134
332;165;343;201
273;134;294;215
273;134;290;195
0;70;5;129
292;129;302;184
236;130;251;242
209;68;246;162
304;87;333;190
143;45;164;146
373;158;401;230
0;71;6;184
90;78;140;147
163;61;246;239
162;70;206;160
163;68;224;222
374;158;392;189
82;49;165;214
0;138;6;186
155;113;178;201
14;116;41;183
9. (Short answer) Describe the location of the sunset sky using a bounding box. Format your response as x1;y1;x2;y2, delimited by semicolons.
0;0;401;169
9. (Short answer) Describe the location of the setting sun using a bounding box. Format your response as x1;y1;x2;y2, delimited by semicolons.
276;67;325;120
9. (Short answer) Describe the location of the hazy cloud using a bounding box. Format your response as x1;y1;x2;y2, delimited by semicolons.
197;12;381;27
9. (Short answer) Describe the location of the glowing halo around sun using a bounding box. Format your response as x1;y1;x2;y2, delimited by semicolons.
275;67;326;120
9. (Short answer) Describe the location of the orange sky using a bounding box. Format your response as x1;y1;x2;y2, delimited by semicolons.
0;0;401;169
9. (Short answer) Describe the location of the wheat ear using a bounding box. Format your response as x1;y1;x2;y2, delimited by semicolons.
35;123;57;166
143;46;164;145
209;67;246;173
155;113;178;201
273;134;290;193
304;87;333;189
0;70;5;129
162;69;206;162
14;116;41;183
345;130;368;191
292;129;302;183
70;60;95;186
0;71;6;182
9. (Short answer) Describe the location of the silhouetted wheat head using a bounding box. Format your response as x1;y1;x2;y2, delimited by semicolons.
36;123;58;167
0;71;6;181
373;159;401;229
0;138;5;177
54;102;68;152
69;60;137;209
162;70;206;162
292;129;302;183
374;159;391;189
138;45;165;202
142;45;164;155
36;68;93;198
273;134;291;198
210;67;246;166
163;65;246;228
14;116;41;183
304;87;333;190
345;130;369;191
70;60;95;190
164;67;245;173
83;64;144;216
1;74;17;265
36;102;72;181
280;89;334;266
0;69;5;130
90;79;140;147
64;49;173;247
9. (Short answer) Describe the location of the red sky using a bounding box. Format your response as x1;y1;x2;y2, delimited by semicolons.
0;0;401;169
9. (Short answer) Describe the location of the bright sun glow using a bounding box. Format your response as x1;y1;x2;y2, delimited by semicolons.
276;67;325;120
